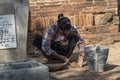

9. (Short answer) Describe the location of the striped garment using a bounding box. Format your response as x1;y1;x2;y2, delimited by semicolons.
42;22;85;55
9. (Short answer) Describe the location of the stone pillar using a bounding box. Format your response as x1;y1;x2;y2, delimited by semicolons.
0;0;49;80
0;0;29;62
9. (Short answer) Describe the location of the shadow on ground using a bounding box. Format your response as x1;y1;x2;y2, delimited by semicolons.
105;64;119;71
50;63;120;80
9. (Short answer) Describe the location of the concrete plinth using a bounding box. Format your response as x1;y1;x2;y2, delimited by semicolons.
0;60;49;80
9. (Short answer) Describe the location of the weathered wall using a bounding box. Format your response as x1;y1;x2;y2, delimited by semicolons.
28;0;120;45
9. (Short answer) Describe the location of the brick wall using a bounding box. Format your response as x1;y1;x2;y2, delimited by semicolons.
28;0;120;45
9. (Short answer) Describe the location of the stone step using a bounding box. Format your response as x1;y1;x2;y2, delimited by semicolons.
0;60;49;80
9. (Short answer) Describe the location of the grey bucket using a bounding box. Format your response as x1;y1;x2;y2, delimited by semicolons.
85;45;109;72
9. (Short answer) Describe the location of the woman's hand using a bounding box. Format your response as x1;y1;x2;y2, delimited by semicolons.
58;54;69;62
51;53;69;63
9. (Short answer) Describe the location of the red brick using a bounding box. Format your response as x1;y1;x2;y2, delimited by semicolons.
105;0;117;3
70;0;86;3
38;4;61;12
109;25;119;33
79;14;87;27
86;0;93;1
108;3;118;8
30;6;40;11
92;7;105;12
61;4;73;10
82;7;97;13
94;0;105;1
29;0;37;2
29;2;36;6
37;0;45;1
93;2;107;6
86;14;93;26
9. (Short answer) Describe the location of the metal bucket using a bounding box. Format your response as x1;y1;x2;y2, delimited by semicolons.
85;45;109;72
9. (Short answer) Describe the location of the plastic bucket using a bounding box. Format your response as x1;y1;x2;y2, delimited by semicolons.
85;45;109;72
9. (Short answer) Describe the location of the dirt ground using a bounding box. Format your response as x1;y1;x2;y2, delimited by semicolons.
27;42;120;80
